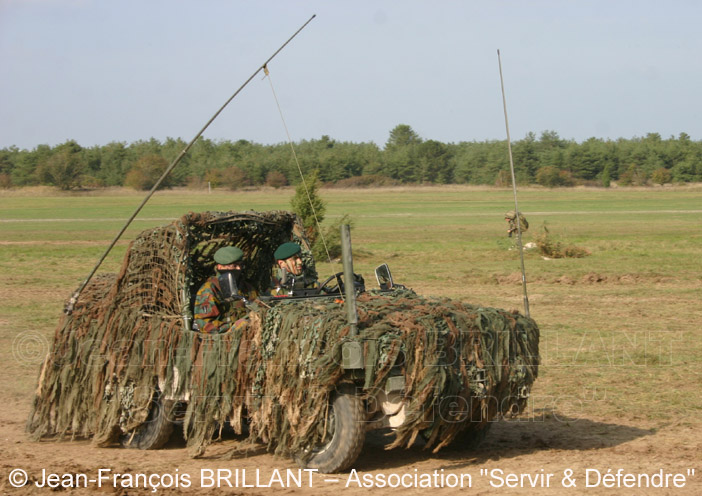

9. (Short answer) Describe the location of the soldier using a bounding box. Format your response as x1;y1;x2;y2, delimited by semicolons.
193;246;258;334
271;242;318;296
505;210;529;238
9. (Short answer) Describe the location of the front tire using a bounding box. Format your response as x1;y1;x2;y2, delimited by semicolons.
295;387;366;473
120;393;174;450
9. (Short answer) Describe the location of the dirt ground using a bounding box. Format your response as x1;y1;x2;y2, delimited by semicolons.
1;394;699;495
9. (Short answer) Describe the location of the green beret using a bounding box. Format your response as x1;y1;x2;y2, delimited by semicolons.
274;242;301;260
214;246;244;265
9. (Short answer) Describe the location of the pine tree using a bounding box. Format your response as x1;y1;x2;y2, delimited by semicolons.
290;170;326;244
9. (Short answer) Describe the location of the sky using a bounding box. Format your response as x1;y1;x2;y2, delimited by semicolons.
1;0;701;150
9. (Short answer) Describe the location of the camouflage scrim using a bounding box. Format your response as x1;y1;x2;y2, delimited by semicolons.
27;210;311;449
27;210;539;460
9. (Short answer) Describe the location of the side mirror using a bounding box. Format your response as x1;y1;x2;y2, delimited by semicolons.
375;263;393;290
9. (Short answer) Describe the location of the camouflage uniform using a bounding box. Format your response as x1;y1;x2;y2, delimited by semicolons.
505;211;529;238
270;241;319;297
194;275;258;334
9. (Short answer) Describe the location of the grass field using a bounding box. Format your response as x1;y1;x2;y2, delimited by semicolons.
1;184;701;431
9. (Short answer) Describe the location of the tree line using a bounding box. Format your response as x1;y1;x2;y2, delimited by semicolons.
1;125;701;190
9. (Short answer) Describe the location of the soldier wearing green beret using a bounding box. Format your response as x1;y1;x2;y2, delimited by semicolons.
271;242;318;296
193;246;258;334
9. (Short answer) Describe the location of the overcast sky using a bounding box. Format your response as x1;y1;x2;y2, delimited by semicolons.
1;0;701;150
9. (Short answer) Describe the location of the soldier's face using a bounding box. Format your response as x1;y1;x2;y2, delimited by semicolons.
278;255;302;276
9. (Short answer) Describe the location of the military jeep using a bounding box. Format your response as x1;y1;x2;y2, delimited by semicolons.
28;210;539;473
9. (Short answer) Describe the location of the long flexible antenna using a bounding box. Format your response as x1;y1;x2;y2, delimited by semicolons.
65;14;317;314
263;66;334;266
497;49;530;318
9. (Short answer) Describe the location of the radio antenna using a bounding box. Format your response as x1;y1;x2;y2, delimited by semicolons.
497;49;530;318
65;14;317;314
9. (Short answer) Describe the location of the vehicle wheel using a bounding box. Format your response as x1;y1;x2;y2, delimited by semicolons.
120;394;174;450
295;387;366;473
448;423;492;451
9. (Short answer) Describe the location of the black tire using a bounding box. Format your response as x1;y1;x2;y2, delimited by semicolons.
120;394;174;450
295;388;366;473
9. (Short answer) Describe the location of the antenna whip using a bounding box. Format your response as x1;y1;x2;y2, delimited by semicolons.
497;49;530;318
65;14;317;314
263;66;334;266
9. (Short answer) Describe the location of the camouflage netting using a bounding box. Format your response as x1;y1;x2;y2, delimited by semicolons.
27;210;539;458
244;290;539;456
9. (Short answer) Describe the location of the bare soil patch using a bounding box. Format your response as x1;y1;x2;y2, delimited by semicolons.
492;271;676;286
2;395;699;495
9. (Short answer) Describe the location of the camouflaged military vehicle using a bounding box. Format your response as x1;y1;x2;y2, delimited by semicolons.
28;210;539;473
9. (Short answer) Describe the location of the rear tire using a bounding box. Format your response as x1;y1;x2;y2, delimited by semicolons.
295;387;365;473
120;393;174;450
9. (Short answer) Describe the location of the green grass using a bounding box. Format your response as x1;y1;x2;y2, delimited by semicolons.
1;184;701;425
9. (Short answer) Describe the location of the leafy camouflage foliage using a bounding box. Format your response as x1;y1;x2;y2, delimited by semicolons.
27;210;539;459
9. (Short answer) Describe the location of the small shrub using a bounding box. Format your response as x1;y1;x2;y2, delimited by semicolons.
0;173;12;189
38;149;85;190
291;170;325;244
266;170;288;189
124;155;170;190
558;170;575;186
651;167;672;185
221;166;251;190
124;168;150;190
563;245;590;258
535;166;560;187
618;164;647;186
535;223;590;258
81;175;105;188
203;169;223;188
535;166;575;187
312;214;353;261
